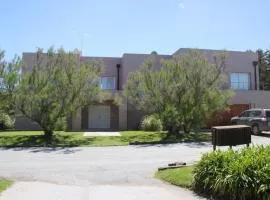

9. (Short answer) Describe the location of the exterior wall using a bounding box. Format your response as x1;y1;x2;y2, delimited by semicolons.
174;49;258;90
22;52;36;74
81;56;122;90
71;108;81;131
119;97;127;130
232;91;270;108
121;53;172;88
77;100;119;131
127;103;145;130
122;54;171;130
20;49;269;131
110;103;119;130
81;107;88;129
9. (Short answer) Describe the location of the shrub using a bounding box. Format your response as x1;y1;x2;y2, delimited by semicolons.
192;146;270;200
160;105;181;133
140;115;163;131
54;117;67;131
0;113;14;130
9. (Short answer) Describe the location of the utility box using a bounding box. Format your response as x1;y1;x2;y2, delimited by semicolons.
212;125;251;151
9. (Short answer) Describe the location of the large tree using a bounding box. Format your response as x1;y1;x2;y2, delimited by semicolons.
257;49;270;90
17;48;105;140
0;50;22;117
125;50;233;134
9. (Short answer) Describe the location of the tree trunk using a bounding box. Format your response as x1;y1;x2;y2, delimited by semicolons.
167;126;181;137
44;129;54;145
183;124;191;134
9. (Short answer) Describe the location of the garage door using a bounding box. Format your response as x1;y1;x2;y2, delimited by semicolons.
88;105;110;129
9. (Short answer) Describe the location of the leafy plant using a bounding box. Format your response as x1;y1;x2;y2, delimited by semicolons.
125;50;233;134
0;113;14;130
140;115;163;131
0;50;22;117
193;146;270;200
16;47;105;141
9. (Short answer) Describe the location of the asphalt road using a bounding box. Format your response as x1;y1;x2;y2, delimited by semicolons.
0;135;269;200
0;142;212;186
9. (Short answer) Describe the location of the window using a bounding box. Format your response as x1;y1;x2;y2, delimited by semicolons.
265;111;270;118
249;110;262;117
239;110;261;117
239;111;250;117
100;77;115;90
230;73;250;90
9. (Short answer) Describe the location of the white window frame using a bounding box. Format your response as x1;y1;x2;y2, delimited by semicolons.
100;76;115;90
230;73;250;90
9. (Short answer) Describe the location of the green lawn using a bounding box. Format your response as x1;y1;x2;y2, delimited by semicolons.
0;179;13;193
155;166;194;188
0;131;211;147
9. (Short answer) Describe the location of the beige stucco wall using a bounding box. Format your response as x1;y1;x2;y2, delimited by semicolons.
232;91;270;108
121;54;172;89
119;97;127;130
22;49;265;131
174;49;258;90
72;108;82;131
81;56;122;89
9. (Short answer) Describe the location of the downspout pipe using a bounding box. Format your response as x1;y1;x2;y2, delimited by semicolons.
116;64;121;90
252;61;258;90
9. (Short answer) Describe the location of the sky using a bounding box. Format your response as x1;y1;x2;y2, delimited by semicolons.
1;0;270;60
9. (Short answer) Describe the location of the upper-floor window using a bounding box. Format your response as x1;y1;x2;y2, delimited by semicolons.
100;77;115;90
230;73;250;90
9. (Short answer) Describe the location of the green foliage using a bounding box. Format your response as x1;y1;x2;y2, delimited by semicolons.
0;50;22;117
0;113;14;130
193;146;270;200
0;179;13;192
156;166;194;188
0;131;211;147
258;49;270;90
140;115;163;131
16;47;105;138
54;117;67;131
160;105;181;133
125;50;233;133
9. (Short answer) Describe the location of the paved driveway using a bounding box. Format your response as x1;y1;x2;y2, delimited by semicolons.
0;142;211;186
0;135;270;199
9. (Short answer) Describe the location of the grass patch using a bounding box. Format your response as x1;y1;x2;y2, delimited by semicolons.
0;179;13;193
0;131;211;147
155;166;194;188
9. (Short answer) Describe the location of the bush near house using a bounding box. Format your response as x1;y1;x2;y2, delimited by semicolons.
125;50;233;134
0;113;14;130
193;146;270;200
140;115;163;131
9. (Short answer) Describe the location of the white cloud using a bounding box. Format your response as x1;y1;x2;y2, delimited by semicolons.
178;3;185;9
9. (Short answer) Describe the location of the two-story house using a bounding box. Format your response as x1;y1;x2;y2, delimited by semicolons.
15;48;270;131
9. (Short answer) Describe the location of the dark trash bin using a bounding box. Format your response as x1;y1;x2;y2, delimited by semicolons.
212;125;251;151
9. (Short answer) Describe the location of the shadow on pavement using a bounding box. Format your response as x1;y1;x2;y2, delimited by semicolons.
0;147;82;154
257;132;270;138
133;142;211;148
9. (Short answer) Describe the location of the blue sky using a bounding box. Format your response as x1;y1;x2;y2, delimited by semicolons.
1;0;270;60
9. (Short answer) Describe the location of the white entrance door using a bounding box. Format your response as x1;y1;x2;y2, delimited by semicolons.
88;105;110;129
